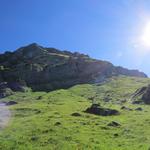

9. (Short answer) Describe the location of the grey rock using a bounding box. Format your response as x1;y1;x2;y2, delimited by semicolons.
71;112;82;116
6;101;18;106
135;107;143;111
54;122;61;126
0;43;147;92
85;104;119;116
132;84;150;104
121;106;133;111
107;121;121;127
0;82;29;99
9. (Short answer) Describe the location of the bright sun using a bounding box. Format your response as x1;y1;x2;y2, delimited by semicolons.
141;21;150;47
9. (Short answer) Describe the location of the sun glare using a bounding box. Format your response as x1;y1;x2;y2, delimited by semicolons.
141;21;150;47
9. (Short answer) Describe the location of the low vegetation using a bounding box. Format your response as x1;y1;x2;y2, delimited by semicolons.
0;76;150;150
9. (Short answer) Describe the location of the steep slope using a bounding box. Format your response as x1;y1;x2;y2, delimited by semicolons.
0;43;147;91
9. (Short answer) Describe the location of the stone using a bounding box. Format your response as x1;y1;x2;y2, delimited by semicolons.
132;100;142;104
0;88;13;98
85;104;119;116
71;112;82;116
54;122;61;126
121;106;132;111
114;133;119;137
132;84;150;104
36;96;42;100
6;101;18;106
135;107;143;111
7;82;27;92
107;121;121;127
142;85;150;104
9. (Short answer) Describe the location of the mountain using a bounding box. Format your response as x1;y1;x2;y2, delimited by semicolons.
0;43;147;92
0;44;150;150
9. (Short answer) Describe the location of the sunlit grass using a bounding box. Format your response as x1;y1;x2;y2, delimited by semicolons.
0;76;150;150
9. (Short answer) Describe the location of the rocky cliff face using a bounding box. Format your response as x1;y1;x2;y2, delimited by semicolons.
132;84;150;104
0;43;147;91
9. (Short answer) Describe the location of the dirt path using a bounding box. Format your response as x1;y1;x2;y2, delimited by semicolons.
0;103;11;129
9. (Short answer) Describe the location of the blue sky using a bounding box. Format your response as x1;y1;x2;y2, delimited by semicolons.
0;0;150;75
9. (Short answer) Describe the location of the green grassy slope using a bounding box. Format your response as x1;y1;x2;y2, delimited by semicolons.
0;76;150;150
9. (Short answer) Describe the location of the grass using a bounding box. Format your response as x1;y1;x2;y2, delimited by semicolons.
0;76;150;150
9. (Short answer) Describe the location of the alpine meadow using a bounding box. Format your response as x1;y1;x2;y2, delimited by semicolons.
1;1;150;150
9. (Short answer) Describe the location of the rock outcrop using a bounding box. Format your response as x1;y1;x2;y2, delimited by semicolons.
6;101;18;106
132;84;150;104
107;121;121;127
0;43;147;92
0;82;29;98
85;104;119;116
141;85;150;104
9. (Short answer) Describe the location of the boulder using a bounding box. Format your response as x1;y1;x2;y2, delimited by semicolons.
6;101;18;106
107;121;121;127
85;104;119;116
142;85;150;104
71;112;82;116
121;106;132;111
135;107;143;111
36;96;42;100
7;82;27;92
0;82;30;99
132;84;150;104
114;133;119;137
0;83;13;98
132;100;142;104
54;122;61;126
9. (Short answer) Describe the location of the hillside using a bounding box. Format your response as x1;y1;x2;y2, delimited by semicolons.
0;76;150;150
0;43;147;93
0;44;150;150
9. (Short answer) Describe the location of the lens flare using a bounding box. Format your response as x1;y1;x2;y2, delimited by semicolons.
141;21;150;47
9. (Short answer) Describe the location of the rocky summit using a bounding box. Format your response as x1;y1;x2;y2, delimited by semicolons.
0;43;147;92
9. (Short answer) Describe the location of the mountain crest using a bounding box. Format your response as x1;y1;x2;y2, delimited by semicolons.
15;43;46;58
0;43;147;91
